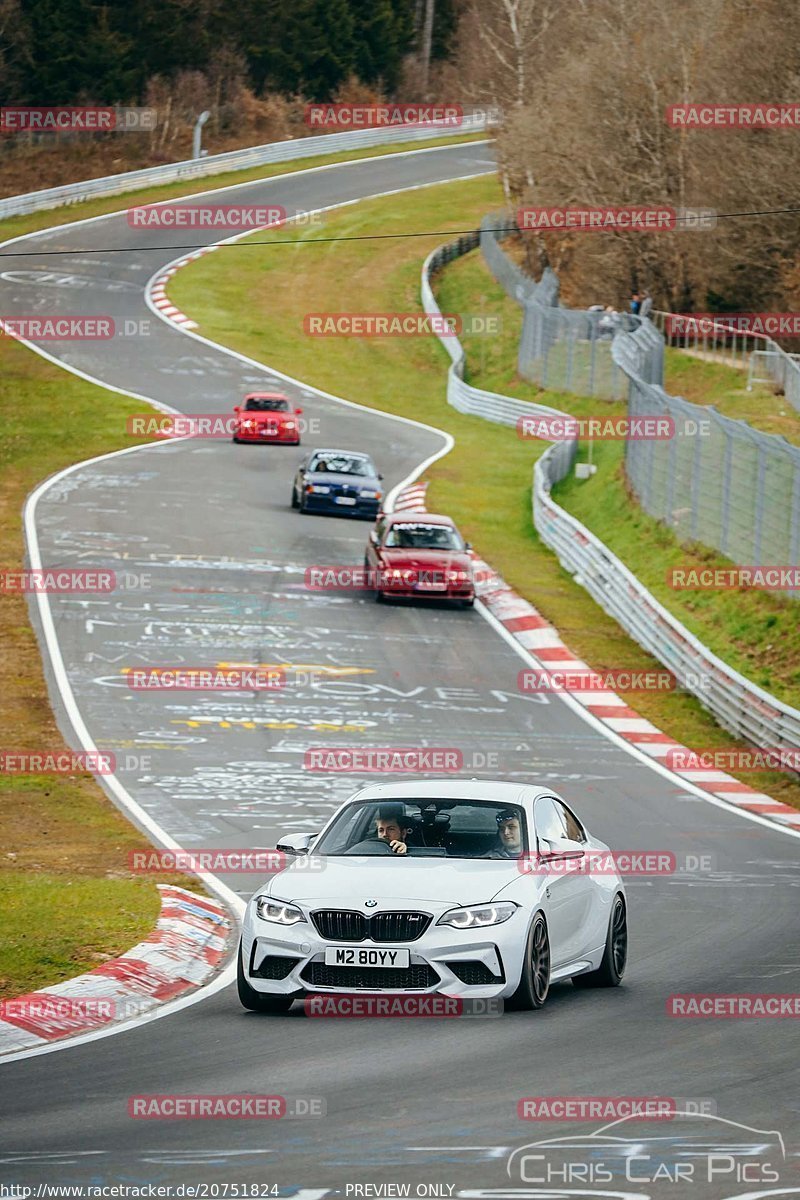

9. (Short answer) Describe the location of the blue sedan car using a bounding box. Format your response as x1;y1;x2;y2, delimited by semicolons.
291;448;384;518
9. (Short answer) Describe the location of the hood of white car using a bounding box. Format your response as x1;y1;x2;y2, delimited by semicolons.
261;855;518;907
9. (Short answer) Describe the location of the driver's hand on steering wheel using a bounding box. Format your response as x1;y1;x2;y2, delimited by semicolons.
389;840;408;855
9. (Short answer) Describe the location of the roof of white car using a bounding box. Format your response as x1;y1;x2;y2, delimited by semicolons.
350;779;544;804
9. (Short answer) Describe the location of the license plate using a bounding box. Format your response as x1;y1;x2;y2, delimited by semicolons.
324;946;410;968
416;580;447;591
335;496;357;506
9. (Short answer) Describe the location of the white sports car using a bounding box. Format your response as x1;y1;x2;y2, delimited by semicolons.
237;779;627;1014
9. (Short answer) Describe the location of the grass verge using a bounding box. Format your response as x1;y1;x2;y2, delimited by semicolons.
168;178;800;809
0;296;203;999
664;348;800;446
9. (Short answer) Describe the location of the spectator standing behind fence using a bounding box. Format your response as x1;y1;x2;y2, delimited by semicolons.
639;291;653;319
598;306;621;338
630;291;642;315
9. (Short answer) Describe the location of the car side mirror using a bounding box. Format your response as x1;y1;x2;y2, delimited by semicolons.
537;836;584;861
378;473;384;480
233;406;240;413
465;542;472;551
276;832;319;856
295;407;303;415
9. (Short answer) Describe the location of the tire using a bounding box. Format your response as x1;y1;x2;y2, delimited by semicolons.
573;894;627;989
232;436;239;444
291;485;299;509
507;913;550;1011
237;942;294;1013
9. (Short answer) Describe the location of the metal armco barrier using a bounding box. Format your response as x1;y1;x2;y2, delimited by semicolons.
533;447;800;754
421;237;573;442
422;233;800;759
0;115;490;219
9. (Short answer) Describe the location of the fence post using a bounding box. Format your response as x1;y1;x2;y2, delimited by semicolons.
753;444;767;565
720;429;734;557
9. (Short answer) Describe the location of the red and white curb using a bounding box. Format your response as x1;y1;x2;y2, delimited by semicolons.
392;481;429;511
0;885;232;1057
149;249;219;329
393;483;800;831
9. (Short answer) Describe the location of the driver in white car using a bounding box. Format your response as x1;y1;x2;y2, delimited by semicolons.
375;805;413;855
488;811;523;859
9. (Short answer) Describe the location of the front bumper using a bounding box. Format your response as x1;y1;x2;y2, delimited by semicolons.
235;426;299;443
302;494;381;518
241;906;526;999
379;583;474;601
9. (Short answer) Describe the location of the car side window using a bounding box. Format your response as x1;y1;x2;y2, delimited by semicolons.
534;796;568;846
557;801;587;843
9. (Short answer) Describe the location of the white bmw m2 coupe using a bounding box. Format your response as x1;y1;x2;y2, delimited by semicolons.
238;780;627;1014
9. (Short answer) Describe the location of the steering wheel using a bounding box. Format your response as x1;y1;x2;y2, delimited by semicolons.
343;839;394;856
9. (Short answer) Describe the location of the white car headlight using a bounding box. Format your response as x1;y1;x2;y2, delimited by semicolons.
255;897;306;925
309;485;330;494
437;902;519;929
359;489;380;499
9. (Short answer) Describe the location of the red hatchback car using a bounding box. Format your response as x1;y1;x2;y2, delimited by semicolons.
232;393;302;445
364;511;475;607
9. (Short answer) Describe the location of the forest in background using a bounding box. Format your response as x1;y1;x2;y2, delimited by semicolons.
2;0;800;314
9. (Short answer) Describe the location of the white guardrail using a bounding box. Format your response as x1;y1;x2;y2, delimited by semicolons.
0;114;490;219
422;235;800;758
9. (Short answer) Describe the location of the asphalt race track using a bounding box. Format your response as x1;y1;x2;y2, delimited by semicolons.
1;142;799;1199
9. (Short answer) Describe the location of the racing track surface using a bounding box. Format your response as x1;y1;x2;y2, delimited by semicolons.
1;143;799;1198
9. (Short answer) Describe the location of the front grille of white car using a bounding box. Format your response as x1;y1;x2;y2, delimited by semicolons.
301;962;440;990
311;909;432;942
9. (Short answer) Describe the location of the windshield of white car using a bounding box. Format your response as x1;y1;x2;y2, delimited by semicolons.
310;454;373;476
245;398;290;411
312;799;528;859
384;523;464;551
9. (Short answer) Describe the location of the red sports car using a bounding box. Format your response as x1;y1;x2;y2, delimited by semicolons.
232;393;303;445
364;511;475;607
